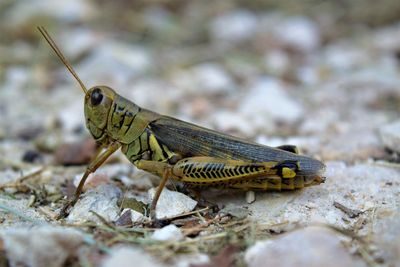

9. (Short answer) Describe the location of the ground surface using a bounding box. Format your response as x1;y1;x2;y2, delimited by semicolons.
1;1;400;267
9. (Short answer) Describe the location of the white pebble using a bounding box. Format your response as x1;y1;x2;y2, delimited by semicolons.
1;226;83;267
121;208;145;223
148;187;197;220
263;49;290;76
239;77;304;124
211;111;256;137
67;184;122;224
172;63;235;95
275;16;320;52
101;247;165;267
191;63;235;94
246;191;256;204
210;10;257;42
151;224;183;242
379;120;400;153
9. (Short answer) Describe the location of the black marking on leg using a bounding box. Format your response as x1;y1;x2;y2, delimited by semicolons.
233;167;240;177
186;163;194;175
204;163;213;173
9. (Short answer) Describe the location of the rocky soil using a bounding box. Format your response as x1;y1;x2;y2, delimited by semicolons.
1;1;400;266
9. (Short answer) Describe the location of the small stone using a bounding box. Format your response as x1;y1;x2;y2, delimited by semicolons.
239;77;304;125
245;226;366;267
77;42;152;86
44;184;58;195
219;204;250;220
128;78;180;111
67;184;122;224
54;138;97;166
275;16;320;53
5;0;95;28
73;172;110;191
246;191;256;204
92;163;136;180
58;28;100;59
101;246;165;267
373;209;400;266
148;187;197;220
379;120;400;153
57;100;85;134
21;150;43;163
211;111;256;137
142;6;176;36
172;63;235;95
373;24;400;51
209;10;257;42
16;126;43;141
323;43;369;72
118;174;153;190
115;209;133;226
263;49;290;76
129;209;145;223
151;224;183;242
190;63;235;94
35;132;61;153
1;226;83;267
117;209;145;225
0;197;47;226
363;201;375;210
173;253;210;267
297;66;319;85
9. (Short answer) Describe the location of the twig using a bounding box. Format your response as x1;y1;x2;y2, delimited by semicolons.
19;167;45;183
82;233;112;254
90;210;116;229
0;167;44;190
371;160;400;169
165;207;211;220
333;201;363;218
358;245;379;267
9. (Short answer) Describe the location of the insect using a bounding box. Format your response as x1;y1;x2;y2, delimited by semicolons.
37;27;326;220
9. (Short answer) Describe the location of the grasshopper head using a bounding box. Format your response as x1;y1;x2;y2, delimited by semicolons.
84;86;116;139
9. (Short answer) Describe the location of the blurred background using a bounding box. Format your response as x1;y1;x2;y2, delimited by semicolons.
1;1;400;266
1;0;400;162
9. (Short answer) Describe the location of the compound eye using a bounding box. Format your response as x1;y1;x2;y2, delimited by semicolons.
90;88;103;106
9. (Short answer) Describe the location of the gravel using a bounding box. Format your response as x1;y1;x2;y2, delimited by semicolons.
1;1;400;266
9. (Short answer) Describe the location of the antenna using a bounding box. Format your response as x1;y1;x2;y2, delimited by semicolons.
37;26;88;94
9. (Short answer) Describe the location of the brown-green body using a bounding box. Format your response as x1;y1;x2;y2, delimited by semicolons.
85;86;325;190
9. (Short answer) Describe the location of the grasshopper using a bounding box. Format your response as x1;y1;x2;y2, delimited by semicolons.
38;27;325;219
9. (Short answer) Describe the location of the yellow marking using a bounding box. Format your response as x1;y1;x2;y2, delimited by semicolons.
162;144;176;160
148;134;162;161
282;167;296;178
